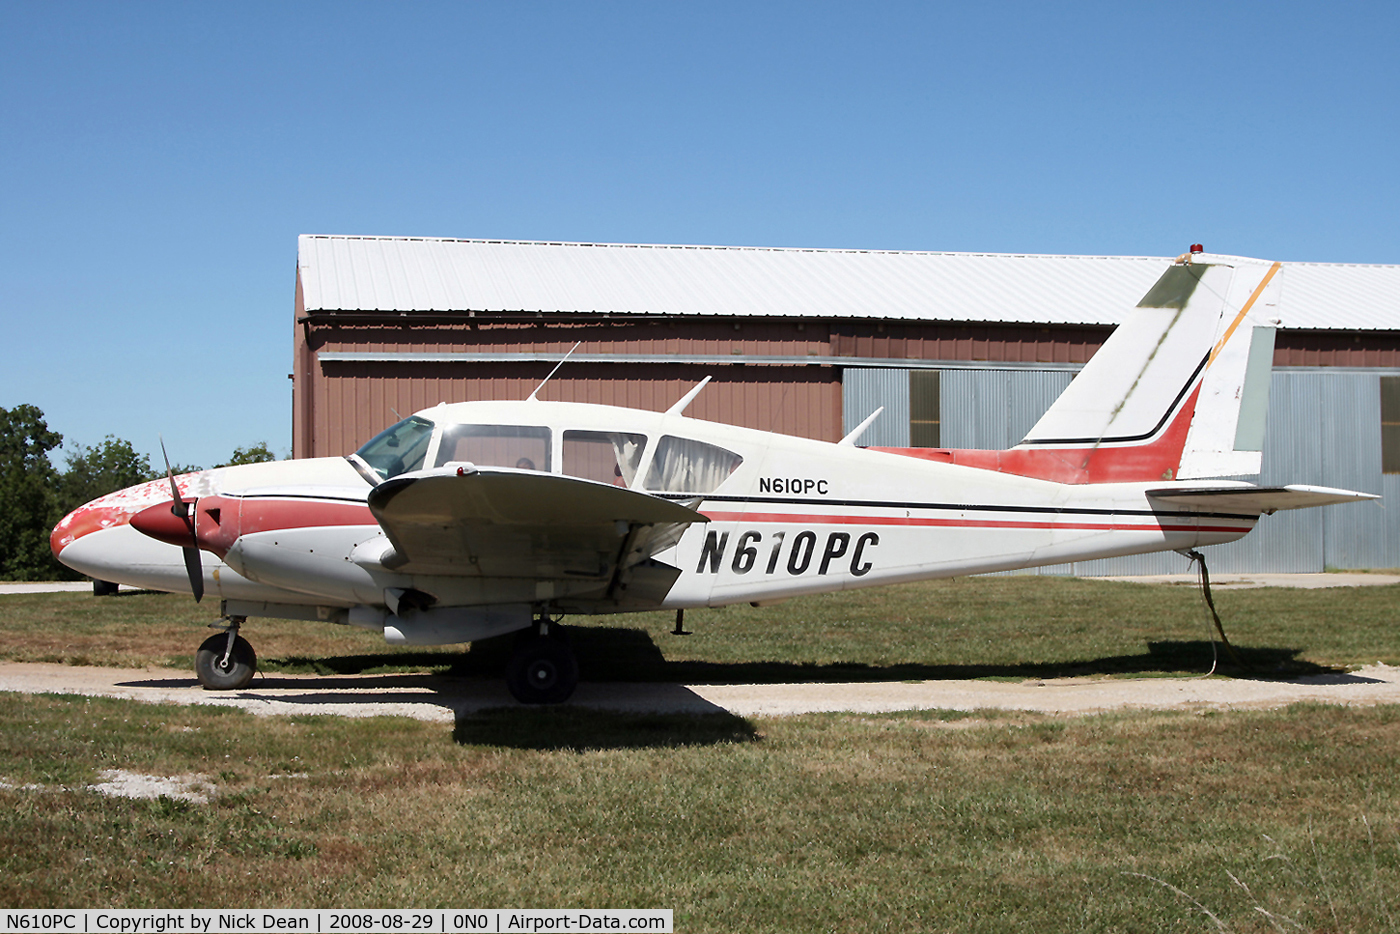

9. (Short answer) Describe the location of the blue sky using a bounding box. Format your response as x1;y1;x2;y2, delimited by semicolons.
2;1;1397;470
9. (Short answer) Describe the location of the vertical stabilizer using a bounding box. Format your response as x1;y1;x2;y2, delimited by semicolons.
869;252;1285;484
1008;252;1282;481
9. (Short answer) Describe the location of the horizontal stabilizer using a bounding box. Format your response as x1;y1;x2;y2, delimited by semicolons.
367;468;707;577
1146;484;1379;515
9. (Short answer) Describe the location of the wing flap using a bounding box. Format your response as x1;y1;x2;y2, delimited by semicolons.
1146;484;1379;515
367;468;706;578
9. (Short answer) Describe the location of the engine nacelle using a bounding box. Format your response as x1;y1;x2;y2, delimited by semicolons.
349;602;532;645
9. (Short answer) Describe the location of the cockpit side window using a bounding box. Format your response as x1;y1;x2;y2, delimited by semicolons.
643;436;743;494
434;425;551;471
563;430;647;486
355;416;435;481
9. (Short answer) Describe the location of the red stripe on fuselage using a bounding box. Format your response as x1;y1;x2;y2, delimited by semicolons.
700;510;1251;535
871;385;1202;484
196;495;374;558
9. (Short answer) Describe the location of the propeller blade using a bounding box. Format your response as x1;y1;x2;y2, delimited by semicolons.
159;435;203;602
160;437;188;519
183;546;205;603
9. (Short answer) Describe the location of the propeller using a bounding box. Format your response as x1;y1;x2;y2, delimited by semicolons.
160;437;204;603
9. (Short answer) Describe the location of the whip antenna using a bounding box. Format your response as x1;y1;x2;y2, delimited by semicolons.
527;341;582;401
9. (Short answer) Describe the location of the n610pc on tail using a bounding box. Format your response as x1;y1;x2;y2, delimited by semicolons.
52;251;1376;702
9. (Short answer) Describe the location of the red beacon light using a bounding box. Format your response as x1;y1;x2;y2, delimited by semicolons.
1190;243;1204;254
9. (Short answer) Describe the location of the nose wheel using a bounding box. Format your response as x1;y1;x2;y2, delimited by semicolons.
505;620;579;705
195;619;257;690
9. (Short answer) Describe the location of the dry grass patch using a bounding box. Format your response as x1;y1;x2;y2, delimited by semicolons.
0;693;1398;930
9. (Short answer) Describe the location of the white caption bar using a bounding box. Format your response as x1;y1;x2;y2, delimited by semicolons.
0;911;673;934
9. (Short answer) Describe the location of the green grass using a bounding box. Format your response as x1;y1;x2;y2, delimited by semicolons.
577;575;1400;681
0;694;1398;931
3;578;1400;927
3;575;1399;680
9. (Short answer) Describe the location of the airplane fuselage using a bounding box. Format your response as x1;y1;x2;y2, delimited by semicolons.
53;399;1258;629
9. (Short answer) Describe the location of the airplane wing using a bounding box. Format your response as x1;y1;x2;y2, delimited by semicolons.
1146;484;1379;515
366;467;707;579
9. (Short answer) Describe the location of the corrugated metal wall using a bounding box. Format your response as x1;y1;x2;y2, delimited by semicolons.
1067;370;1390;574
842;368;1075;449
843;367;1395;574
314;361;842;458
843;369;912;447
938;370;1075;449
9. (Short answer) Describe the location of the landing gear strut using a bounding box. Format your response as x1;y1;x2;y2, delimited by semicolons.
505;616;579;705
195;616;257;690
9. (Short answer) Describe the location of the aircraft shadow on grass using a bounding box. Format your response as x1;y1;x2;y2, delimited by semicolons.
116;626;1369;750
115;668;758;752
271;625;1350;685
449;705;760;752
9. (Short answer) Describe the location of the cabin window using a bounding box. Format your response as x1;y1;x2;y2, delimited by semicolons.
563;431;647;486
643;436;743;494
435;425;552;471
355;416;435;481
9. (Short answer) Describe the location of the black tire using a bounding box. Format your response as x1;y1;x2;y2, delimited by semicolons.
92;580;119;597
195;633;257;690
505;635;579;705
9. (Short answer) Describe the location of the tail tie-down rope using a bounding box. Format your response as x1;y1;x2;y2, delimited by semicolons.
1182;548;1248;674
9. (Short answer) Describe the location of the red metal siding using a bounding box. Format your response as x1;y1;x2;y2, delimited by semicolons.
303;360;838;460
829;322;1110;364
293;311;1400;459
1273;330;1400;368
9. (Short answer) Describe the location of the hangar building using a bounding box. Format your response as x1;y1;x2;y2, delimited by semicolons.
293;235;1400;574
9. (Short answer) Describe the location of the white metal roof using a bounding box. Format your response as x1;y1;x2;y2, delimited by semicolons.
297;235;1400;331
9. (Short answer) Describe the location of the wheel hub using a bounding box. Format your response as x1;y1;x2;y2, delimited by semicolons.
528;661;559;688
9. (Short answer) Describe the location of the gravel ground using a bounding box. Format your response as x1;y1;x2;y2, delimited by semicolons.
3;574;1398;721
1096;572;1400;589
0;581;108;594
2;660;1398;721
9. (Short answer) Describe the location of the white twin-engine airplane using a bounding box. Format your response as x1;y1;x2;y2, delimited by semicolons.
52;251;1376;703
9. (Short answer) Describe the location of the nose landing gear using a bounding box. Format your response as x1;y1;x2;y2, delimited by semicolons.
195;616;257;690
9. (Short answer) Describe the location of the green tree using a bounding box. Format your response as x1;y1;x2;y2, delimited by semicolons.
219;442;278;467
0;405;64;580
57;436;157;520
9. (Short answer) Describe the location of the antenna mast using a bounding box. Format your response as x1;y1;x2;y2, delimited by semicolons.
527;341;583;401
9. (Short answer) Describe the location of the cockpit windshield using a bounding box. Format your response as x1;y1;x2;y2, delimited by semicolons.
354;416;435;481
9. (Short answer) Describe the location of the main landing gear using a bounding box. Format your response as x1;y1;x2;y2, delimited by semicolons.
505;616;579;705
195;616;257;690
190;612;578;703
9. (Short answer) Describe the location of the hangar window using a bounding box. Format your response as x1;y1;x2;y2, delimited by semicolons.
1382;377;1400;474
563;431;647;486
435;425;552;472
910;370;940;447
355;416;435;481
644;436;743;494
